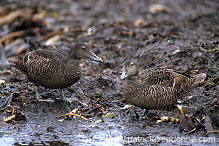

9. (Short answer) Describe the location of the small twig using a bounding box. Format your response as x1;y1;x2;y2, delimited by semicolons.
45;35;61;46
204;131;219;136
177;105;184;116
157;116;180;123
0;30;25;45
3;114;16;122
61;113;89;121
37;27;69;43
0;10;23;25
200;47;219;53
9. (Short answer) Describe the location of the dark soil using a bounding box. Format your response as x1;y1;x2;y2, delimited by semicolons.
0;0;218;145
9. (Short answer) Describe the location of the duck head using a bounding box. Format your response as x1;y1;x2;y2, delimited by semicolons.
69;44;103;62
121;59;139;79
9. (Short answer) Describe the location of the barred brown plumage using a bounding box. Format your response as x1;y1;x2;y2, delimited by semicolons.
121;59;206;109
8;44;103;100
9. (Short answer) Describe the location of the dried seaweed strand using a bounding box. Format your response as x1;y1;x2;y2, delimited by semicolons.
85;105;102;114
0;93;14;111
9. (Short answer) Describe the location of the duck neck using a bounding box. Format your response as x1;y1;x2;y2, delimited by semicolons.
68;47;79;60
63;59;81;78
125;75;140;82
68;52;76;60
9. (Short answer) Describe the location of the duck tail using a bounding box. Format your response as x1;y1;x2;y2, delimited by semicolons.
7;58;16;64
192;73;206;87
8;57;26;72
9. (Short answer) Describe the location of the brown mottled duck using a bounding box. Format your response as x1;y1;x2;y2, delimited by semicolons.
121;59;206;109
8;44;103;100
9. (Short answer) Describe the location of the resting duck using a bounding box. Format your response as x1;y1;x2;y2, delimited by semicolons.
121;59;206;109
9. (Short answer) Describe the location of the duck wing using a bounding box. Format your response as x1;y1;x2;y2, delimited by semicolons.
140;68;175;87
9;49;64;81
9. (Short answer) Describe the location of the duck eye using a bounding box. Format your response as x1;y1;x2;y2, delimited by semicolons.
82;47;86;50
130;63;134;66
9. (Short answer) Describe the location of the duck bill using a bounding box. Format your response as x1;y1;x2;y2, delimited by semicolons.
89;51;103;62
121;72;128;79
